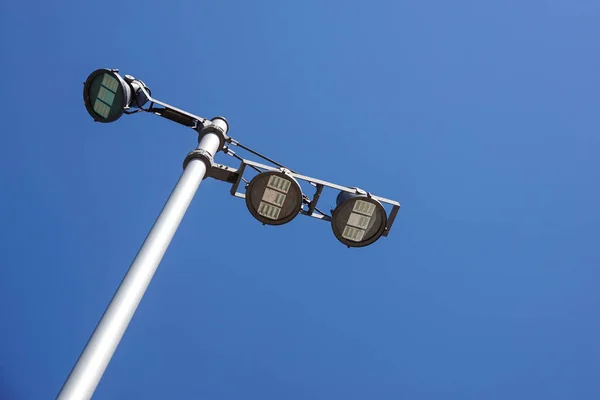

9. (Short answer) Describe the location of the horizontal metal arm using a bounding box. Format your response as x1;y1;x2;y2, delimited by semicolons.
205;158;400;236
131;80;401;237
137;85;208;130
229;139;296;173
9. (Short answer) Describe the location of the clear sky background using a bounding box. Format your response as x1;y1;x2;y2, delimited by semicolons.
1;1;599;399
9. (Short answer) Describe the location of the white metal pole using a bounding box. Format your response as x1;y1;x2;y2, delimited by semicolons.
58;118;228;400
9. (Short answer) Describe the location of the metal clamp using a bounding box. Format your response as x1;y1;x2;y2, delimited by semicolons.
279;167;293;176
183;148;213;171
198;117;229;151
352;187;368;196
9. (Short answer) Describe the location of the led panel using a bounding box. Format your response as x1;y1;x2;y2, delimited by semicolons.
352;200;376;216
262;187;287;207
93;101;110;118
257;201;282;220
347;212;371;230
267;175;291;193
97;86;116;106
342;225;366;242
101;74;119;92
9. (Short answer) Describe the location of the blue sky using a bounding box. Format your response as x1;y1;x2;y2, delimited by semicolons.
1;0;599;399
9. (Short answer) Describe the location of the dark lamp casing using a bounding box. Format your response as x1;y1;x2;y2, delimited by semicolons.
83;69;131;123
331;191;387;247
245;171;303;226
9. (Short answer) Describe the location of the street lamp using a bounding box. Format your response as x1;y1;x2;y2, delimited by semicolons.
60;68;401;400
83;69;149;123
245;170;303;225
331;190;387;248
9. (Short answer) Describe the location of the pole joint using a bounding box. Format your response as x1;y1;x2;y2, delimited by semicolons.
198;116;229;151
183;149;213;171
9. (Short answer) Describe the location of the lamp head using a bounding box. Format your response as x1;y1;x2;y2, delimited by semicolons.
331;191;387;247
245;171;303;226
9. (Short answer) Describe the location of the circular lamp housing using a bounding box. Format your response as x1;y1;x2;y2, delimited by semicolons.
83;69;131;123
245;171;303;226
331;192;387;248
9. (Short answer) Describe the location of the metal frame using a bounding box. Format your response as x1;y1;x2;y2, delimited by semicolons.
135;83;210;131
89;71;401;237
206;158;401;237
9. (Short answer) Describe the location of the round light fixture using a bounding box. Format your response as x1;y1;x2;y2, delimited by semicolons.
245;171;303;226
83;69;131;123
331;191;387;247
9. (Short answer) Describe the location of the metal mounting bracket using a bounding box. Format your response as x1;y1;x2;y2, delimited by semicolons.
206;158;400;236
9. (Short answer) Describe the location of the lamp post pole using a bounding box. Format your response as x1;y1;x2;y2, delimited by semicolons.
57;118;229;400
